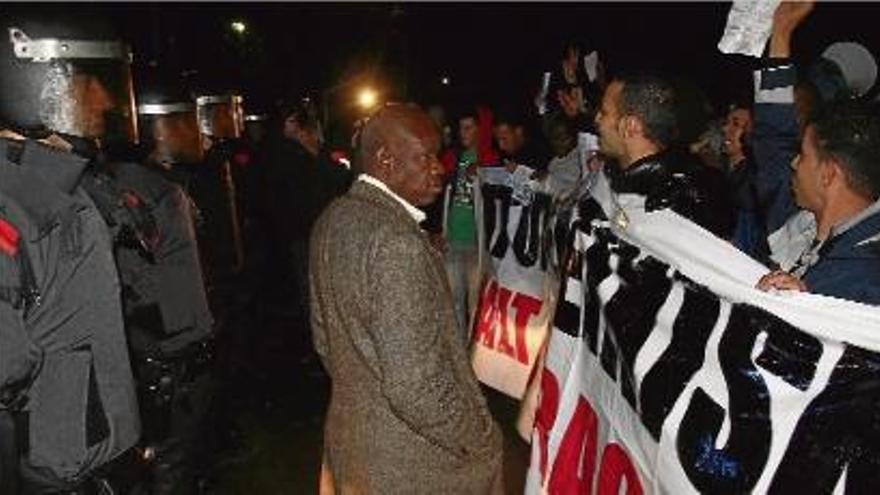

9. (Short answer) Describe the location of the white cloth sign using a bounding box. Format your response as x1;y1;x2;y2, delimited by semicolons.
470;168;559;398
526;172;880;494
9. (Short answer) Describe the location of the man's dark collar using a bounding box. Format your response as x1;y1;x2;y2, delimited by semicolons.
625;151;666;172
607;151;668;194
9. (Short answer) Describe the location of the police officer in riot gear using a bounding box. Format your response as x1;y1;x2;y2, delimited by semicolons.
79;68;218;494
0;7;140;493
137;73;206;170
194;92;247;288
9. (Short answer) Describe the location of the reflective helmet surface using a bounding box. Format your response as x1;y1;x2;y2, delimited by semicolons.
137;70;203;164
0;9;137;142
196;94;244;139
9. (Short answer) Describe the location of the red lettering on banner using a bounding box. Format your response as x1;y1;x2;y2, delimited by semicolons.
512;293;541;364
472;279;542;365
496;287;516;359
548;397;599;494
597;444;644;495
474;280;499;347
535;369;560;479
533;369;644;495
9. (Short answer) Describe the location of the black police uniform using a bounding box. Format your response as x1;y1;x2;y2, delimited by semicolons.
82;158;216;493
0;138;140;492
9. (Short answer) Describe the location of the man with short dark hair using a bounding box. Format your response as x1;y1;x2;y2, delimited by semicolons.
282;102;322;156
261;100;352;297
494;109;549;171
440;105;498;337
757;103;880;302
594;74;730;235
595;75;677;168
310;104;503;493
750;1;880;304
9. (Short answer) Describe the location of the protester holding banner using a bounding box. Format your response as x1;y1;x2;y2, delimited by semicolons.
310;103;502;493
750;1;880;304
594;73;732;236
495;108;551;173
502;113;585;199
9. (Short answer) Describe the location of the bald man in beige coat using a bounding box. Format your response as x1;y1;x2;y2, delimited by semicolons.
309;104;503;494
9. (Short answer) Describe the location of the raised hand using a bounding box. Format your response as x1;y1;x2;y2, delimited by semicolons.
769;1;816;57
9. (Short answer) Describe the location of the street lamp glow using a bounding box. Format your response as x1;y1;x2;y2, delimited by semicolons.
230;21;247;34
357;88;378;109
441;76;450;85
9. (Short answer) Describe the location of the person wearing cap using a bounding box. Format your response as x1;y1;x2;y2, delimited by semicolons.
812;41;878;103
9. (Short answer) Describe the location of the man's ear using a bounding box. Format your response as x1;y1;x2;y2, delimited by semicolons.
620;115;643;140
823;158;843;188
376;146;394;175
617;115;631;139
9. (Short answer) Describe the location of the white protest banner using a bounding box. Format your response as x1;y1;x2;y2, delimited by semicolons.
470;167;559;399
527;172;880;494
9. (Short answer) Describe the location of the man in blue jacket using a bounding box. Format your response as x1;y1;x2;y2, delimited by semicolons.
755;1;880;304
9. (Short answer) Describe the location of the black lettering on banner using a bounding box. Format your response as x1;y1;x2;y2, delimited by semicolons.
603;244;672;408
639;282;719;441
553;210;575;271
565;197;611;353
544;199;583;340
567;238;584;283
554;286;581;339
676;305;772;493
553;197;602;280
598;234;626;381
582;225;612;355
769;344;880;494
553;227;585;339
481;183;512;260
752;311;822;392
512;193;551;270
600;327;620;383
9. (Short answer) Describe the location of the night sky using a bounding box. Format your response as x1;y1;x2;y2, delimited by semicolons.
90;2;880;131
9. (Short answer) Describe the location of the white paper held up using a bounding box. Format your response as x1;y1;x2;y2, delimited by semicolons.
718;0;782;58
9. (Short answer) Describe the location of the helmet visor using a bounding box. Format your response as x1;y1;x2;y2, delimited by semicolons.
196;95;243;139
40;58;137;143
140;107;202;164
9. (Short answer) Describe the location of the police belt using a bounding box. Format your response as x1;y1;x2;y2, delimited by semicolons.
135;337;214;389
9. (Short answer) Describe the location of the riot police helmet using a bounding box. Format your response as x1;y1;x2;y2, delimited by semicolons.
137;68;203;165
0;8;137;144
196;93;244;141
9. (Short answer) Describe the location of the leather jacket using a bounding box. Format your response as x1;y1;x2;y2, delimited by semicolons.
607;151;734;238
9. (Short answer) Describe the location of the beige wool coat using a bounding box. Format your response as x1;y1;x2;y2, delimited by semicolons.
309;180;503;494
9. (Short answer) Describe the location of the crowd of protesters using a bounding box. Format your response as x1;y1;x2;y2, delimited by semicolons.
374;1;880;310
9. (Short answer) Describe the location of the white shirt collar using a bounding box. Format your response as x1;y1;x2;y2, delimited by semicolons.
357;174;427;224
